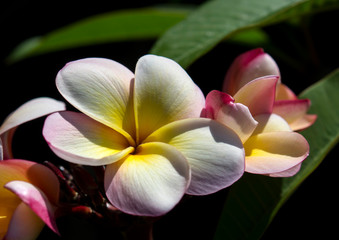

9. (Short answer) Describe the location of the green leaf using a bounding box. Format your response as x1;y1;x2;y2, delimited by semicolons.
7;7;192;63
213;69;339;239
151;0;339;68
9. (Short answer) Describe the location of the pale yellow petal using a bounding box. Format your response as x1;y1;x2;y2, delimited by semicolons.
134;55;205;143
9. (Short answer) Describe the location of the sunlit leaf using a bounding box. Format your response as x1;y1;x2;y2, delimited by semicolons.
214;69;339;239
151;0;339;68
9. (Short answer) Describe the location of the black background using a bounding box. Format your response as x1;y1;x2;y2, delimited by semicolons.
1;1;339;239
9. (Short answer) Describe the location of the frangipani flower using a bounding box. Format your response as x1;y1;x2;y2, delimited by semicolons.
0;97;66;160
0;97;65;239
223;48;316;131
205;75;309;177
43;55;245;216
0;159;60;239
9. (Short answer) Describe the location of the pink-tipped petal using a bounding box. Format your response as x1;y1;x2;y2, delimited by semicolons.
275;83;298;101
205;90;258;142
4;202;45;240
5;181;59;235
273;99;310;122
104;142;190;216
43;111;134;166
244;131;309;175
0;159;59;204
273;99;316;131
223;48;280;95
234;76;279;116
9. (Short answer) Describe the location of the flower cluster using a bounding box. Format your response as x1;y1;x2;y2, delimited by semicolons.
0;49;315;239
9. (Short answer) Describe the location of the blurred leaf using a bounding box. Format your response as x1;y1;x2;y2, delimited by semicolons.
214;69;339;239
227;28;270;46
7;7;193;63
151;0;339;68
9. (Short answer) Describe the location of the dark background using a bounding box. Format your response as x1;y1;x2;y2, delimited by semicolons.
1;1;338;239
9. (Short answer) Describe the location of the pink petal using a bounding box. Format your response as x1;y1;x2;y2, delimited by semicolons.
205;90;258;143
0;98;66;160
244;131;309;175
273;99;316;131
234;76;279;116
223;48;280;95
5;181;59;235
273;99;310;121
0;159;59;205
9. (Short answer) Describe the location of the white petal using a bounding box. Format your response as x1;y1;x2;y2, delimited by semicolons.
145;118;245;195
104;142;190;216
134;54;205;143
56;58;136;143
0;97;66;160
0;97;66;135
43;111;134;166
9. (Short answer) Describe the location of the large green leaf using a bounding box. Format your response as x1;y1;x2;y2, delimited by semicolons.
151;0;339;68
213;69;339;239
7;7;192;63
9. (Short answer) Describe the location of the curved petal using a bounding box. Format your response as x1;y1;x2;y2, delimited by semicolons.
0;205;17;239
4;202;45;240
205;90;258;143
252;113;291;135
56;58;136;144
5;181;59;235
0;97;66;135
273;99;316;131
0;97;66;160
234;76;279;116
0;194;20;239
144;118;245;195
43;111;134;166
275;83;298;101
289;114;317;131
134;55;205;143
223;48;280;95
244;132;309;174
0;160;37;199
0;159;60;206
104;142;190;216
273;99;310;121
0;138;3;160
268;163;301;177
0;160;59;237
